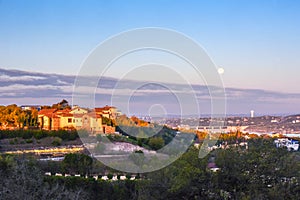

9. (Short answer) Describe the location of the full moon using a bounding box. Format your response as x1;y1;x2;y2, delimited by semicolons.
218;68;225;74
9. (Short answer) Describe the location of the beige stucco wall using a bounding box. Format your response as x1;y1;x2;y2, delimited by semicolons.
60;116;75;129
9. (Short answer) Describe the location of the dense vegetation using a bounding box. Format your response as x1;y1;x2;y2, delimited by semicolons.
0;100;71;130
140;139;300;199
0;138;299;199
115;115;179;151
0;104;38;128
0;129;79;141
113;125;176;150
0;154;136;199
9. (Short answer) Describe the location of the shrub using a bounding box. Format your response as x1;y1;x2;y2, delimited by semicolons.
22;131;33;139
26;139;33;143
77;130;89;138
136;174;140;179
107;174;113;179
52;137;62;146
126;174;131;180
148;137;165;150
134;150;143;154
33;130;47;140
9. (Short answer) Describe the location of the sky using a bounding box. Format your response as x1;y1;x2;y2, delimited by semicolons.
0;0;300;114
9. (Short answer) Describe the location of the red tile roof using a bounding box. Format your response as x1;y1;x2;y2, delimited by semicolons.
95;106;116;112
60;113;74;117
38;108;57;115
39;108;102;119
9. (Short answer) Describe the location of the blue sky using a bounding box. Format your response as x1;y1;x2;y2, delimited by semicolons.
0;0;300;94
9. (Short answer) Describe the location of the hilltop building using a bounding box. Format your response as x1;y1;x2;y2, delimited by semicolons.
95;105;119;119
38;106;118;134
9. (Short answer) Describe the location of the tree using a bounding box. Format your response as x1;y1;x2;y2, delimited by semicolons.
52;137;62;146
0;105;39;129
148;137;165;150
0;156;90;199
62;153;93;175
102;117;115;126
52;99;70;109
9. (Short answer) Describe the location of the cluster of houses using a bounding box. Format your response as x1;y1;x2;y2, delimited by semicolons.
45;172;138;181
38;105;119;134
274;138;299;151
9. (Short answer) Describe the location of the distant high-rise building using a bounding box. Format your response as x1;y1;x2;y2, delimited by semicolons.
250;110;254;118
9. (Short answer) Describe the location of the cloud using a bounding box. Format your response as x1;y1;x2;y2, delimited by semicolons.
1;68;300;114
0;74;46;81
0;84;72;92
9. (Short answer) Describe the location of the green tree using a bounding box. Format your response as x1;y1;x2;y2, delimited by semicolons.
51;137;62;146
148;137;165;150
62;153;93;175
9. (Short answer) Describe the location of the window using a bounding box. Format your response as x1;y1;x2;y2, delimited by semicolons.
68;118;72;123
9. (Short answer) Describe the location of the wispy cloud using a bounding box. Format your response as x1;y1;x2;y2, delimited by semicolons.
0;74;46;81
1;68;300;114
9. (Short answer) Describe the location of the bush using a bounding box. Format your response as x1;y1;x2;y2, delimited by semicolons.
33;130;47;140
21;131;33;139
62;153;93;175
107;174;113;179
102;117;115;127
136;174;140;179
0;130;79;141
67;131;78;140
26;139;33;144
126;174;131;180
134;150;143;154
77;130;89;138
52;137;62;146
148;137;165;150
